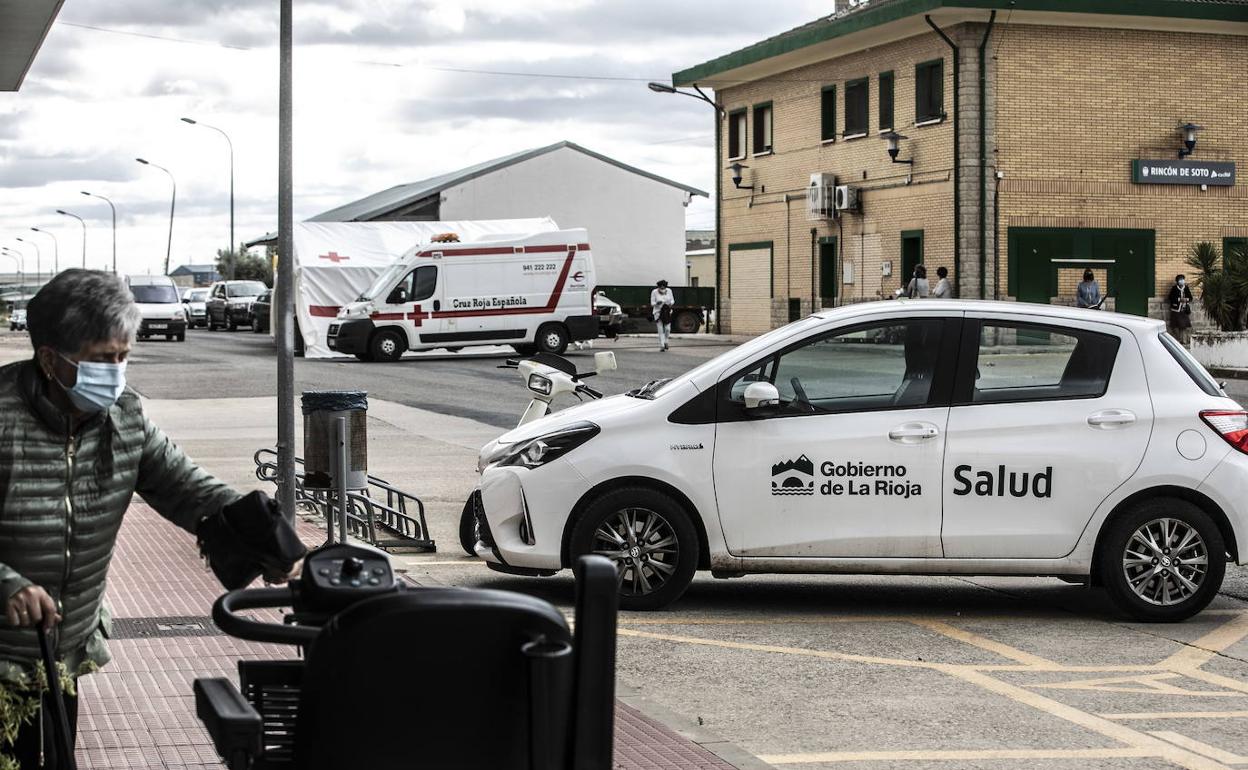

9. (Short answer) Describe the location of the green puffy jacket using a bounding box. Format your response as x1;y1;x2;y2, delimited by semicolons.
0;359;240;684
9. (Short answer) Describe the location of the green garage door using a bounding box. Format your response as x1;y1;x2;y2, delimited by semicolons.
1008;228;1154;316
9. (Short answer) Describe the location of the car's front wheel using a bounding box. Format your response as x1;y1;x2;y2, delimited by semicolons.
1099;497;1226;622
570;487;698;611
369;328;406;362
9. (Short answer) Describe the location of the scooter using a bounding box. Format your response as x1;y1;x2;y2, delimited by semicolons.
458;350;618;555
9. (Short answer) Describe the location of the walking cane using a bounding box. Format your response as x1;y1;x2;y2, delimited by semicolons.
36;625;77;770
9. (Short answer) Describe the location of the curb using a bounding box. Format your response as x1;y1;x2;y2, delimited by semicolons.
1209;366;1248;381
616;683;776;770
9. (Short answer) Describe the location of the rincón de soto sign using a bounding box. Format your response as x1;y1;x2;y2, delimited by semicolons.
1132;159;1235;186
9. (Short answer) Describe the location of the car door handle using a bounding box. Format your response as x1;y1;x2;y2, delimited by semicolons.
888;423;940;443
1088;409;1136;428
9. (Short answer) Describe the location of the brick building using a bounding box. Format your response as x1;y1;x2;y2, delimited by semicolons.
672;0;1248;335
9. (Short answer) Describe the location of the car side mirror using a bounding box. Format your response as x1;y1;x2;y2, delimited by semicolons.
182;298;190;303
594;351;617;374
743;381;781;411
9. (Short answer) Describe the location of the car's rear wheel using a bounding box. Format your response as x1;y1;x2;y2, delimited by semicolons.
369;328;406;362
1099;497;1226;622
570;487;698;611
535;323;569;355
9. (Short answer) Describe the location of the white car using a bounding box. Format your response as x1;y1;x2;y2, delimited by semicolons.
471;300;1248;621
182;288;210;328
8;307;25;331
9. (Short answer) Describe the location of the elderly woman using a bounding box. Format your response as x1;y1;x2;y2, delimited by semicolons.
0;270;270;768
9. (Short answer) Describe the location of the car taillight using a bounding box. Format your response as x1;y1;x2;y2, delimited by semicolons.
1200;410;1248;454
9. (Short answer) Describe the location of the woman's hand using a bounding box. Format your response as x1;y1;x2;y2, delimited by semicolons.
6;585;61;630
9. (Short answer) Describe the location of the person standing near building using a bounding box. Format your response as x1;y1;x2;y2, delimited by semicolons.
1076;269;1102;309
931;266;952;299
651;280;675;351
1167;274;1195;347
904;265;929;298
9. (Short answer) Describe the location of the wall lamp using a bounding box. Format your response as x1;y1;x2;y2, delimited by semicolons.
729;162;754;190
883;131;913;165
1178;122;1202;158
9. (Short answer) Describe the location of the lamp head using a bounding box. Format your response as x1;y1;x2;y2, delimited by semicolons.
730;162;747;189
1178;123;1202;157
136;158;149;165
55;209;66;216
180;117;197;124
647;82;677;94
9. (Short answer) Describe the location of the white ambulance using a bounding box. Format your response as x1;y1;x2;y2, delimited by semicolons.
327;229;598;361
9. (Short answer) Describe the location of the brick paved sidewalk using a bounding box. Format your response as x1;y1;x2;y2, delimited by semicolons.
75;503;741;769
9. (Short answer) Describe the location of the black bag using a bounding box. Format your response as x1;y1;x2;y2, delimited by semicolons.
197;490;308;590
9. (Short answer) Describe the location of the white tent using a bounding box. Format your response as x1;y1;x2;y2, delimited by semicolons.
292;218;558;358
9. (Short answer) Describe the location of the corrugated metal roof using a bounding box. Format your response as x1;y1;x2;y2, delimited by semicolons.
307;141;708;223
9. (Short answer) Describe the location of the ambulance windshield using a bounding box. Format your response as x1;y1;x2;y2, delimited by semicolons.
358;262;408;301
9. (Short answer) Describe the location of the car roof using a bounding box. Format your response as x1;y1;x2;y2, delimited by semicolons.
812;299;1165;334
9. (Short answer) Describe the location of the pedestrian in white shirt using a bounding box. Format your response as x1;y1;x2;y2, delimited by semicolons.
651;280;675;351
931;266;952;298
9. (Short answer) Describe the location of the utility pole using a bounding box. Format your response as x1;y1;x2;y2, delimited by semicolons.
276;0;296;522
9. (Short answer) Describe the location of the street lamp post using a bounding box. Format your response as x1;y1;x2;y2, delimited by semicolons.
55;210;87;268
181;117;235;280
30;228;58;274
648;82;724;333
136;158;176;275
0;249;22;287
81;191;118;273
14;238;40;284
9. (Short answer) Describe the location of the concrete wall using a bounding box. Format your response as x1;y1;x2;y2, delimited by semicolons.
994;24;1248;308
439;146;690;287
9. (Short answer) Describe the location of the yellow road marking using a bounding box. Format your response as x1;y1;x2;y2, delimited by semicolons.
948;668;1235;770
1179;667;1248;696
616;628;941;670
1102;711;1248;721
1163;613;1248;670
759;747;1158;764
617;615;892;626
1030;672;1242;697
399;560;486;566
1149;731;1248;764
911;619;1061;668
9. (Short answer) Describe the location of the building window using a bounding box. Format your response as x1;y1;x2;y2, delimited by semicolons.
753;102;773;154
879;71;894;131
820;85;836;143
727;109;747;161
915;59;944;123
844;78;868;137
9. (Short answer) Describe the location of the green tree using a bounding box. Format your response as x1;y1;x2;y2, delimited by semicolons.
216;244;273;285
1186;241;1248;332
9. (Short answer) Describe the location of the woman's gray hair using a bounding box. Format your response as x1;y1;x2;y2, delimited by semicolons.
27;269;142;353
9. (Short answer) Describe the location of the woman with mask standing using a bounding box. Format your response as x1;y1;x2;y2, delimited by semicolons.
1168;274;1195;347
651;279;675;352
1076;270;1102;309
0;270;283;768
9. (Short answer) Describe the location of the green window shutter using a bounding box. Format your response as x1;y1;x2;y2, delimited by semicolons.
879;71;894;130
820;86;836;142
915;59;944;122
845;78;868;136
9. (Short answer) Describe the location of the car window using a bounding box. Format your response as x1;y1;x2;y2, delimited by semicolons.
1159;332;1223;397
386;266;437;304
726;319;945;415
969;321;1120;404
227;281;267;297
130;285;180;303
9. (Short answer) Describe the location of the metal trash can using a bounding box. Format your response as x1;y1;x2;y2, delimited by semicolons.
301;390;368;490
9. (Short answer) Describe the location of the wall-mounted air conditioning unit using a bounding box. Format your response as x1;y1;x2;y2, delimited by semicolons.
807;173;836;220
834;185;860;212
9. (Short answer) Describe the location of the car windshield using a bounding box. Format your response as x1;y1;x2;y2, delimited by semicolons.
188;290;209;301
227;282;267;298
358;262;407;301
131;285;180;304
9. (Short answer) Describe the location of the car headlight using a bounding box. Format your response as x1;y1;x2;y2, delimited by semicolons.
527;373;553;396
498;422;599;469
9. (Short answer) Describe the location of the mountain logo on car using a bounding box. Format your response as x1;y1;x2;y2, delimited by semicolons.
771;455;815;496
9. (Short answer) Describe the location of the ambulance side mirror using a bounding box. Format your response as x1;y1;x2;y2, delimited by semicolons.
594;351;617;374
743;381;781;412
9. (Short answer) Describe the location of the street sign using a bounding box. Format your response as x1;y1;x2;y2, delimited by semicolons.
1131;159;1235;186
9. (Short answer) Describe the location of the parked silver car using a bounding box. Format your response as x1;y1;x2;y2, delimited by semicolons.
182;288;210;328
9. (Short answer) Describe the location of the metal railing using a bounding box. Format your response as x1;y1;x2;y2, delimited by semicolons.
254;448;435;552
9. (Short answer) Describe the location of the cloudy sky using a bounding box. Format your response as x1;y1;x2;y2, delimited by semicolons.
0;1;835;277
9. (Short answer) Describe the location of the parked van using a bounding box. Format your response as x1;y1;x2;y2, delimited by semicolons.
328;229;597;362
125;274;187;342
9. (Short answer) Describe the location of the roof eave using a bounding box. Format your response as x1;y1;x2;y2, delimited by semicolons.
672;0;1248;87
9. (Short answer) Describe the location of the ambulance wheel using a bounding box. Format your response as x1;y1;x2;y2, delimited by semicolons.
570;487;698;611
458;497;480;556
369;329;406;362
1099;497;1225;622
536;323;569;355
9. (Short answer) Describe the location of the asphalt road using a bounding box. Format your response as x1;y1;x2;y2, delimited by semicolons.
122;326;734;429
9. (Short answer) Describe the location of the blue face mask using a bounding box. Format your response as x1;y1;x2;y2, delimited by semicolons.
55;353;127;413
